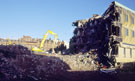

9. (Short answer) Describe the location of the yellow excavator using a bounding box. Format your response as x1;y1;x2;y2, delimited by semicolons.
32;30;58;52
7;38;12;45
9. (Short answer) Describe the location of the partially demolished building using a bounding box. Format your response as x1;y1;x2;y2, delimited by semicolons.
70;1;135;66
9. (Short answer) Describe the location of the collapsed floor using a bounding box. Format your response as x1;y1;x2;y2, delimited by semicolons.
69;2;122;68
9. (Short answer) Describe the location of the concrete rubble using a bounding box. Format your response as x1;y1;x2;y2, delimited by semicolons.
0;45;101;81
0;45;70;81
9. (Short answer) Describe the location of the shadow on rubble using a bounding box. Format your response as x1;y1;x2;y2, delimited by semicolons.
0;45;70;81
55;62;135;81
62;71;119;81
114;62;135;81
117;62;135;72
54;43;67;54
38;70;135;81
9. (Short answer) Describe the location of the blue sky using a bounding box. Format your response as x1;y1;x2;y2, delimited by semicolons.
0;0;134;42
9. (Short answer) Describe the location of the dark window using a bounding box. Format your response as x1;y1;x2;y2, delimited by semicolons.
116;27;119;36
132;17;134;24
112;26;119;36
126;15;128;22
112;46;118;55
132;31;134;37
126;28;128;36
130;48;132;58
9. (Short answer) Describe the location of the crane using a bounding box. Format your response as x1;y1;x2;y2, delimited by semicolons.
32;30;58;52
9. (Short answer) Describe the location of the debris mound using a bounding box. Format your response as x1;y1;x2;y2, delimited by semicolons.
0;45;70;81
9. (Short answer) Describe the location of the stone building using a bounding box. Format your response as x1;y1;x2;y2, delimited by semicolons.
70;1;135;65
0;36;67;53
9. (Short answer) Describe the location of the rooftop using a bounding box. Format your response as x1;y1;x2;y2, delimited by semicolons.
113;1;135;14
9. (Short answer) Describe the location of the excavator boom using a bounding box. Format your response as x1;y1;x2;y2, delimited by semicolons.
32;30;58;52
40;30;57;49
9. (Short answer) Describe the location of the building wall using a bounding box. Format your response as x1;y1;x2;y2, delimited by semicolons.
116;46;135;62
70;1;135;64
118;4;135;44
113;2;135;62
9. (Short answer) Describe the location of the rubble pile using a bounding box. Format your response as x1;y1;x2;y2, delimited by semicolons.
56;51;98;71
0;45;70;81
54;43;67;54
69;2;122;68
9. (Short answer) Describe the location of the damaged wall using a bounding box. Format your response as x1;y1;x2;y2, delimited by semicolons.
69;1;135;67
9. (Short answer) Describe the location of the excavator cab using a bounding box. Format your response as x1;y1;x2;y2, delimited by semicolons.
32;30;58;53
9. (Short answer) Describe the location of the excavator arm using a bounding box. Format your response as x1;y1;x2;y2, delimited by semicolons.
40;30;57;49
32;30;58;52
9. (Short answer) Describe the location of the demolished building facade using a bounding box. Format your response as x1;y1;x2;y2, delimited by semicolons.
69;1;135;67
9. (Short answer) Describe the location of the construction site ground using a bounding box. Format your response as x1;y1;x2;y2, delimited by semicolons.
0;45;135;81
30;54;135;81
